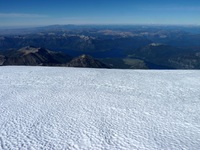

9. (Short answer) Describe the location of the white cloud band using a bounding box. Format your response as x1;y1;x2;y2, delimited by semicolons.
0;13;48;18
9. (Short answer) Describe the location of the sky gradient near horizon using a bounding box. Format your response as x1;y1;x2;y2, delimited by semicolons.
0;0;200;27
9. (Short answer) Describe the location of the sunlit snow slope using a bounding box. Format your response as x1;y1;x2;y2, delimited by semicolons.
0;66;200;150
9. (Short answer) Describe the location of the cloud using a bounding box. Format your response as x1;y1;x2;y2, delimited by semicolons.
166;6;200;11
141;6;200;12
0;13;48;18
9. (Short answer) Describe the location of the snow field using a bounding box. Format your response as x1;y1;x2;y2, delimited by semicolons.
0;66;200;150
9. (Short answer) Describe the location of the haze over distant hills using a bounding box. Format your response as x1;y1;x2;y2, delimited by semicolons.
1;25;200;69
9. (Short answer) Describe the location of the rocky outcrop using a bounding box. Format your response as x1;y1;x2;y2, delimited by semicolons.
67;54;110;68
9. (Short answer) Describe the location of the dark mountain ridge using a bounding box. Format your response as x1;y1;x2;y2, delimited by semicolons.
0;46;110;68
2;46;71;66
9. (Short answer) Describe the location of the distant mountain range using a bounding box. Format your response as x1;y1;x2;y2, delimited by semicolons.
1;44;200;69
1;25;200;69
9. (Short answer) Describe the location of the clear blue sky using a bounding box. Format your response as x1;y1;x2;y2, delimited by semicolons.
0;0;200;27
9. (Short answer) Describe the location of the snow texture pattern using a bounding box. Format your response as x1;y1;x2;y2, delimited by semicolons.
0;66;200;150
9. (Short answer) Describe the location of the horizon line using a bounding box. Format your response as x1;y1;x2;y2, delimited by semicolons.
0;23;200;30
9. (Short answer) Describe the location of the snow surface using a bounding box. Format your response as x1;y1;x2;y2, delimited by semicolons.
0;66;200;150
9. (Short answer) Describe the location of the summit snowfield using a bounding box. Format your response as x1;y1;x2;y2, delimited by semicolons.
0;67;200;150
